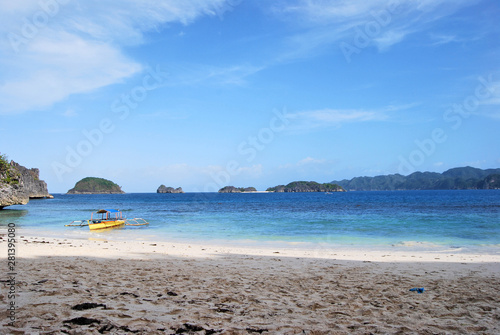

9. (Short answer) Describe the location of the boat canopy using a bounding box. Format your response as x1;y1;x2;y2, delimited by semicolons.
97;209;121;213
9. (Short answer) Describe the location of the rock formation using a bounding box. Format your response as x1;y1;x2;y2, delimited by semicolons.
218;186;257;193
67;177;125;194
267;181;345;193
0;159;53;209
157;185;184;193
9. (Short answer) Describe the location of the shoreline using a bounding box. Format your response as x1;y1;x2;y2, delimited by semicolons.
6;234;500;264
1;235;499;333
10;227;500;258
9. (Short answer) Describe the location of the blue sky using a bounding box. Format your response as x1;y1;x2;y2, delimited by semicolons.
1;0;499;193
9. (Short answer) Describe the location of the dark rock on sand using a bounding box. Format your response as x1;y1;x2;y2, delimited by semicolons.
71;302;107;310
63;317;101;326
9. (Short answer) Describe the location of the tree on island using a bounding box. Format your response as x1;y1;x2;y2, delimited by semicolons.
218;186;257;193
267;181;345;192
67;177;125;194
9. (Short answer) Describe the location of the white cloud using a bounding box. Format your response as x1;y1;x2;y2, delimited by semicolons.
287;108;386;131
273;0;474;60
297;157;326;166
429;33;459;45
284;103;419;131
0;0;235;114
62;109;77;118
163;63;265;87
373;30;410;51
0;32;143;114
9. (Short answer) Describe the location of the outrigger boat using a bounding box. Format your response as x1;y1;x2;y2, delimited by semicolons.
65;209;149;230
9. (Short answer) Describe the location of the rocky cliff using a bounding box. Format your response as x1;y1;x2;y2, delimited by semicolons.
0;159;53;209
157;185;184;193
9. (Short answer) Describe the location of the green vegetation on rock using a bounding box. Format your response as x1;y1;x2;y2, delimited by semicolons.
332;167;500;191
267;181;345;192
218;186;257;193
67;177;124;194
0;153;20;185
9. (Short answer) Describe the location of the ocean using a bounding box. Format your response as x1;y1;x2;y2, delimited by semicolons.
1;190;499;253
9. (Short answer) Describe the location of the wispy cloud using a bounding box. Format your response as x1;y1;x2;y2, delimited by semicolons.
164;63;265;87
62;109;78;118
297;157;326;166
0;0;235;114
429;33;459;45
272;0;475;60
278;157;339;180
287;108;385;131
285;103;418;131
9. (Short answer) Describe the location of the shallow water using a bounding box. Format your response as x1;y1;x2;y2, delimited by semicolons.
1;190;499;253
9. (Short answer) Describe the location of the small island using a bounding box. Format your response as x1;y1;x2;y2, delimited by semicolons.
218;186;258;193
157;185;184;193
67;177;125;194
267;181;345;193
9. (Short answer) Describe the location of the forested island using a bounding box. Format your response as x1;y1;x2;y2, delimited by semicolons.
218;186;257;193
67;177;125;194
332;167;500;191
267;181;345;193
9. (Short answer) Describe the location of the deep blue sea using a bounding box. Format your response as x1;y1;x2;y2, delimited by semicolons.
1;190;499;253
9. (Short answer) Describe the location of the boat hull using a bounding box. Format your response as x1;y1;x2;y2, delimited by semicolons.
88;220;125;230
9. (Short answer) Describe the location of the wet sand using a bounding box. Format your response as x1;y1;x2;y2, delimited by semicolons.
1;236;499;334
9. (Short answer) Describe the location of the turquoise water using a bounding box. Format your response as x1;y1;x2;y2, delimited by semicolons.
1;190;499;253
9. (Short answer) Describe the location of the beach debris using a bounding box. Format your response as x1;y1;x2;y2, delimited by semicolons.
63;316;100;326
173;322;221;334
409;287;425;293
215;303;233;313
98;323;115;333
120;291;139;298
246;328;269;333
167;291;179;296
71;302;107;310
97;322;141;334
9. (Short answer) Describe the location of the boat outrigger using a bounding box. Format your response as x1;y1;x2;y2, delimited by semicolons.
65;209;149;230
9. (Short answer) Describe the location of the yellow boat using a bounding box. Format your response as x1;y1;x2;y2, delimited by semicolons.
66;209;125;230
66;209;149;230
88;209;125;230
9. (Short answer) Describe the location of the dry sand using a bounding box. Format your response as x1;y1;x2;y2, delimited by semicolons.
1;235;499;334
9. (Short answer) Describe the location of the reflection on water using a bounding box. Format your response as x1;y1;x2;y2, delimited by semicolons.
0;209;29;225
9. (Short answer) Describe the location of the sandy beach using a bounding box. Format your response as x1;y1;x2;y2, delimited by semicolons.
1;235;499;334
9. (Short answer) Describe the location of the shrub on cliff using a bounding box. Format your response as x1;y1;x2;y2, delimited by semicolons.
0;153;19;185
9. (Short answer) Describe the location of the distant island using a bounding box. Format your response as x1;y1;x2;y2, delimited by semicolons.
218;186;258;193
267;181;345;193
332;166;500;191
67;177;125;194
157;185;184;193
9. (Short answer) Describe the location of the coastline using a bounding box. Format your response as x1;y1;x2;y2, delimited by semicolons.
1;235;499;334
8;235;500;263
